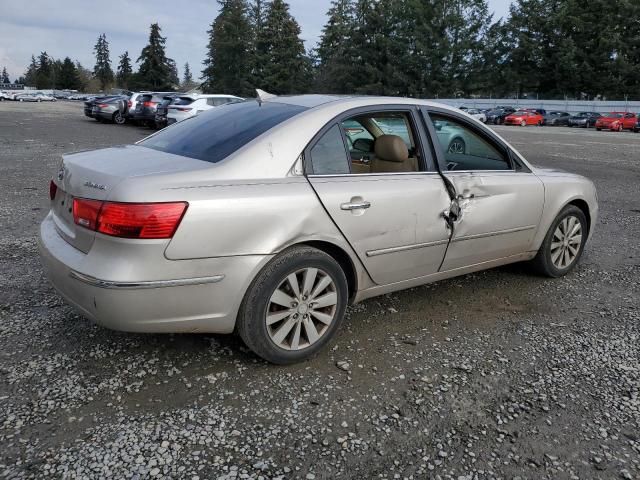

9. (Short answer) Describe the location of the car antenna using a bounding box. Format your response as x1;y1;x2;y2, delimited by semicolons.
256;89;276;106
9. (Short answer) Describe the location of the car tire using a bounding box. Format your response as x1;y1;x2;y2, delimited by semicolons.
596;128;601;131
531;205;588;278
236;246;349;364
520;120;526;127
113;112;126;125
448;137;466;154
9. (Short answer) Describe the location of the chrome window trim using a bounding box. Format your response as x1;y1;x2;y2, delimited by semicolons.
69;271;225;289
307;171;442;179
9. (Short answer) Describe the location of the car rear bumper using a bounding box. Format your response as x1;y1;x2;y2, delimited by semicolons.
38;212;271;334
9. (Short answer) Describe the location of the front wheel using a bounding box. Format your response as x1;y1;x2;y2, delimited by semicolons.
448;137;466;154
520;120;527;127
237;246;348;364
531;205;587;278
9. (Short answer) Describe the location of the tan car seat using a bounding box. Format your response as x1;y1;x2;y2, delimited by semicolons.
370;135;418;173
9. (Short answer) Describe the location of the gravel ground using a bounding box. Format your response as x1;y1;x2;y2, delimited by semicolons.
0;101;639;480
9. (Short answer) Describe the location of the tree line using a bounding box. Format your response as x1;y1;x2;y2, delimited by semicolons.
9;0;640;100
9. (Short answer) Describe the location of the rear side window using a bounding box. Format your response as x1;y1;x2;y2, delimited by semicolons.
309;124;350;175
206;97;236;106
140;101;308;163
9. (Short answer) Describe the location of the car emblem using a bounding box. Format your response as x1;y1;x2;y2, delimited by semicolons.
83;181;106;190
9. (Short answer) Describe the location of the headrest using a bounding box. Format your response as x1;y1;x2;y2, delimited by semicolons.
374;135;409;163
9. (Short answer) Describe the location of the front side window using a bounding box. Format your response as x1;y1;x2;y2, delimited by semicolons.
140;101;307;163
430;114;511;171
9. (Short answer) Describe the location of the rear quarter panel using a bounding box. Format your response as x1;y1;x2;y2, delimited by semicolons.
159;178;372;288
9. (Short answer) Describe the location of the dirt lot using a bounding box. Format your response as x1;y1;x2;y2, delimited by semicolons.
0;101;639;480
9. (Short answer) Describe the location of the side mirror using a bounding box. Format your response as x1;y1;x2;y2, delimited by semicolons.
352;138;374;152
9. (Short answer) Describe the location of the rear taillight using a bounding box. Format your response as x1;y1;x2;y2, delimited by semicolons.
127;100;132;108
143;101;157;107
72;200;188;239
97;103;108;108
49;180;58;200
176;107;192;112
73;198;102;230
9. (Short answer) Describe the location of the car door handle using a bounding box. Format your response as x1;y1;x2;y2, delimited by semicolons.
341;200;371;211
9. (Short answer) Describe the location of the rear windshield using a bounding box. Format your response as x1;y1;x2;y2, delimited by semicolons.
140;101;308;163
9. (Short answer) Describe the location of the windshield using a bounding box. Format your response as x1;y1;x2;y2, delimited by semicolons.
602;113;622;118
140;101;308;163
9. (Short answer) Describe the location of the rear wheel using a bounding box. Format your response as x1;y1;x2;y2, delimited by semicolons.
531;205;587;278
237;246;348;364
113;111;126;125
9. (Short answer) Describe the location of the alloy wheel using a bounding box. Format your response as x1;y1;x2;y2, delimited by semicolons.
550;215;582;269
114;112;125;125
448;138;465;154
266;267;338;351
521;120;527;127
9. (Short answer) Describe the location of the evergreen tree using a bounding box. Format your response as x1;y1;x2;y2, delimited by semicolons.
258;0;311;94
182;62;198;89
183;62;193;84
58;57;79;90
23;55;38;87
116;51;133;89
1;67;9;84
202;0;254;96
36;51;53;89
93;33;114;90
315;0;358;93
136;23;176;90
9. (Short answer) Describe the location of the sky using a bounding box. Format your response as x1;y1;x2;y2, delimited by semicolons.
0;0;513;82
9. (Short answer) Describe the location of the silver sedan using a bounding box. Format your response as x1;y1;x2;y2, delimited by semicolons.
39;94;598;364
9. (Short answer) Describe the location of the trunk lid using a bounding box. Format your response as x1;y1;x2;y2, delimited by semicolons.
51;145;211;253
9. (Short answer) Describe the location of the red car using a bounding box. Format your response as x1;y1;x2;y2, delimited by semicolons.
504;110;544;126
595;112;637;131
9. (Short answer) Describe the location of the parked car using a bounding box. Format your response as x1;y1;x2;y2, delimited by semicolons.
595;112;637;131
16;93;41;102
91;96;129;124
634;115;640;133
166;94;244;125
40;94;598;364
154;94;185;129
568;112;601;128
84;95;121;118
130;93;183;128
464;108;487;123
504;110;544;126
126;91;153;118
485;107;516;124
543;111;571;126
